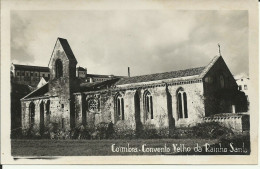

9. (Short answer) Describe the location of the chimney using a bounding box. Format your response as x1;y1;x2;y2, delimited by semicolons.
128;67;130;77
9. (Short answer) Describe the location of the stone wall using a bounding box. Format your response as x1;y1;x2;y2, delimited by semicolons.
168;82;205;127
74;81;205;131
204;114;250;132
21;96;72;133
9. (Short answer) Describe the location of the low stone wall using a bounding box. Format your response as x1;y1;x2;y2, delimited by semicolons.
203;113;249;133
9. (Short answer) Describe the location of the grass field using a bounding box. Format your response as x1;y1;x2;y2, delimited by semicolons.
11;138;219;156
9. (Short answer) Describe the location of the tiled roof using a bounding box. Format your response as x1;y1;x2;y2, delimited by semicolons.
13;64;50;72
116;67;205;85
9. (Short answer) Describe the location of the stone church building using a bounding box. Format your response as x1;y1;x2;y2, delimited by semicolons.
20;38;247;135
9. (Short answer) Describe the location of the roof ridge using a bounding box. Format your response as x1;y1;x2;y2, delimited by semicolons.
21;82;49;100
198;55;221;78
13;64;49;68
126;66;206;79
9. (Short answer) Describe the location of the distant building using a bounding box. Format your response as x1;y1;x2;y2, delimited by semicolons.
11;63;118;86
236;77;250;106
76;67;87;78
11;64;50;87
86;74;123;83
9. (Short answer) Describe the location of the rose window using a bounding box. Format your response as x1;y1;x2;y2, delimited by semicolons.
88;99;98;112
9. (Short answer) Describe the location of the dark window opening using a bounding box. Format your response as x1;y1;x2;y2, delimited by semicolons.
62;118;65;129
150;96;153;119
121;98;124;120
178;93;183;118
55;59;63;78
29;102;35;126
238;85;242;90
183;92;188;118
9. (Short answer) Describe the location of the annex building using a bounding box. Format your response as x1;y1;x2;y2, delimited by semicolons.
20;38;248;136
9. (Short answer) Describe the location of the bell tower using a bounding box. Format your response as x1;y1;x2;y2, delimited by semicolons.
48;38;78;129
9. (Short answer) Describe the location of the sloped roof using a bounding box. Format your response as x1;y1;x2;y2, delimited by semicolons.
80;78;120;92
13;64;49;72
198;55;220;78
22;83;49;100
116;67;205;85
58;38;77;62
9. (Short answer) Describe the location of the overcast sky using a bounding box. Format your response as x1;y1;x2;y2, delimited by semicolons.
11;10;248;77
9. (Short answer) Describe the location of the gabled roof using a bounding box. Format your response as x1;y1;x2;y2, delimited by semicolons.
198;55;221;78
115;55;223;86
21;82;49;100
48;38;77;67
13;64;50;72
115;67;205;85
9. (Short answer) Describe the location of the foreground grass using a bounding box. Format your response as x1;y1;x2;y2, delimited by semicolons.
12;138;219;156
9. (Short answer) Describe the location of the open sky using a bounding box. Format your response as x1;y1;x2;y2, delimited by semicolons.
11;10;248;77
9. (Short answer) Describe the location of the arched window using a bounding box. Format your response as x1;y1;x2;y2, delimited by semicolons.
220;75;225;88
29;102;35;126
55;59;63;78
177;88;188;119
115;93;124;120
144;90;153;120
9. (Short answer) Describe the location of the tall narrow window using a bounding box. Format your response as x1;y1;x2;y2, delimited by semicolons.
177;88;188;119
183;92;188;118
177;93;183;118
62;118;65;129
220;75;225;88
55;59;63;78
115;93;124;120
29;102;35;126
144;91;154;120
46;100;50;124
121;98;125;120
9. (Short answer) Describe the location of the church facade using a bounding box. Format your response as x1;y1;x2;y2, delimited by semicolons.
20;38;246;136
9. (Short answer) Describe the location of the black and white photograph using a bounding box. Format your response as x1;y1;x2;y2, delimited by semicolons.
1;0;258;165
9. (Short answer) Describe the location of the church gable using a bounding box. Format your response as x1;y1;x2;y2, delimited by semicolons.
48;38;77;81
48;38;77;68
202;56;237;88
